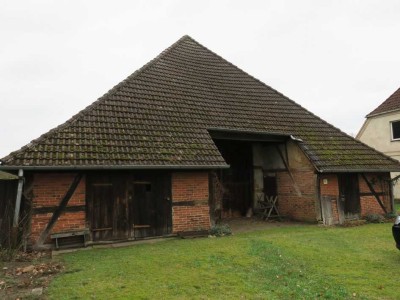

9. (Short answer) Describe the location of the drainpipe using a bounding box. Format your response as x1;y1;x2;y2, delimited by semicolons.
13;169;24;227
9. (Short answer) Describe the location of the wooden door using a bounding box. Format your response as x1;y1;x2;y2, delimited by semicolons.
338;174;360;219
321;196;334;225
87;174;130;241
89;183;114;241
128;173;172;239
87;172;172;241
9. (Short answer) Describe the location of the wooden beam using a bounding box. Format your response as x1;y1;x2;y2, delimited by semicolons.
359;192;385;197
32;205;86;214
361;174;387;214
35;173;83;247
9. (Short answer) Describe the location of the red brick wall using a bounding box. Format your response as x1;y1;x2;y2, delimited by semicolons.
319;174;340;224
319;173;391;224
276;141;319;222
30;173;86;244
359;173;391;216
171;172;210;232
277;170;318;222
320;174;339;197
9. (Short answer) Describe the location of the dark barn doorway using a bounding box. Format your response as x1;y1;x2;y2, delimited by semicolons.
87;172;172;242
338;174;360;219
213;139;253;217
0;179;18;248
263;173;278;199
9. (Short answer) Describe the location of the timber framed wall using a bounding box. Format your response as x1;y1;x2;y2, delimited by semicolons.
319;172;391;224
277;141;319;222
28;171;212;247
30;173;86;245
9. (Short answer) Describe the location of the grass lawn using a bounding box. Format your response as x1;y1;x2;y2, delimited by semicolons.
395;200;400;213
48;223;399;299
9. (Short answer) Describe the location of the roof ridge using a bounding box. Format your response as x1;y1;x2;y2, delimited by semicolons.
1;35;191;164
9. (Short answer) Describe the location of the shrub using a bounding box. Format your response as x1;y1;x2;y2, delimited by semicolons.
364;214;385;223
209;224;232;237
384;212;398;219
341;220;367;227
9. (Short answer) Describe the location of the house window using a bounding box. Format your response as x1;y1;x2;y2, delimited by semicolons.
392;121;400;140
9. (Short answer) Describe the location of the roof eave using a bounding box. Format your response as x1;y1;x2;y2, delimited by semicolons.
366;108;400;118
318;168;400;173
0;164;230;171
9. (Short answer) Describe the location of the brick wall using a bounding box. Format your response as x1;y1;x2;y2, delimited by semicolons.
359;173;391;216
277;141;318;222
171;172;210;232
319;174;340;224
30;173;86;244
319;173;391;224
277;170;318;222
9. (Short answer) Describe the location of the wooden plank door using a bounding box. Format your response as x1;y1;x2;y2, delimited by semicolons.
338;174;360;220
321;196;334;225
90;183;114;241
87;174;130;241
129;173;172;239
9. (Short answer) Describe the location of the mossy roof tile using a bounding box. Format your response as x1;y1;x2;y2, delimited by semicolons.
1;35;400;172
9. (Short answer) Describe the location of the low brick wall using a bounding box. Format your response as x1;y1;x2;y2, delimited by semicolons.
171;172;210;232
30;173;86;244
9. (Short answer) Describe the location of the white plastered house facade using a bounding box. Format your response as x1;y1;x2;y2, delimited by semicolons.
357;87;400;199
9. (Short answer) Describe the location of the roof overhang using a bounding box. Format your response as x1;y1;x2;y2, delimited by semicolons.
367;108;400;118
0;164;230;171
208;128;291;142
318;169;400;173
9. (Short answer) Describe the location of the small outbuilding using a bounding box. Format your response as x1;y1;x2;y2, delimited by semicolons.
1;36;399;249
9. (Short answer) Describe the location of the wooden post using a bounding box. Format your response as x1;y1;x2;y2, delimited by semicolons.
35;173;82;248
11;169;24;248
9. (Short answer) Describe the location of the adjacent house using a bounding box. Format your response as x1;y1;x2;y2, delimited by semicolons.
357;87;400;199
1;36;399;249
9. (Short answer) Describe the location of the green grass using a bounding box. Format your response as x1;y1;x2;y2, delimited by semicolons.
48;224;399;299
395;201;400;213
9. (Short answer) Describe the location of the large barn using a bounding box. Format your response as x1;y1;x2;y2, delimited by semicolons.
1;36;399;249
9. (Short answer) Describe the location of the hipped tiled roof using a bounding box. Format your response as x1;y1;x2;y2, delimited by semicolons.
2;36;400;172
367;87;400;117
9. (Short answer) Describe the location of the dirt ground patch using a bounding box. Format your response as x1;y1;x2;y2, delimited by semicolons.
0;251;64;299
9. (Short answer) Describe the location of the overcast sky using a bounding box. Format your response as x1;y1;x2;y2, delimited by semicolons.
1;0;400;158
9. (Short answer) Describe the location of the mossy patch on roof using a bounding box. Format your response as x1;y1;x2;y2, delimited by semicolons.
1;36;400;172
